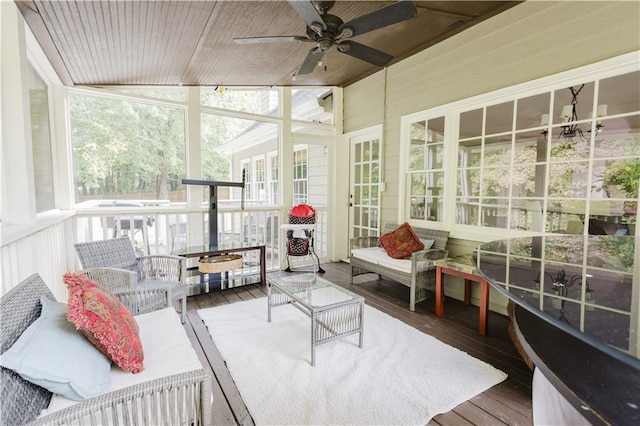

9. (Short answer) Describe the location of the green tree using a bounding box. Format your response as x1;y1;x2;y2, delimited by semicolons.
70;94;185;200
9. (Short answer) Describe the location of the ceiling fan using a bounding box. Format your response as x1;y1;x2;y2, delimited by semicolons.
233;1;418;75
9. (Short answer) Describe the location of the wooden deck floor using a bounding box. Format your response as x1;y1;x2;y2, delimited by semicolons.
184;262;534;426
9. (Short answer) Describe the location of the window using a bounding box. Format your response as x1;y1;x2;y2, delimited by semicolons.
268;153;279;204
241;159;252;201
291;88;333;124
254;157;266;202
406;116;446;222
456;71;639;234
68;87;333;213
28;62;55;212
69;92;186;204
401;57;638;238
293;146;308;205
201;87;279;116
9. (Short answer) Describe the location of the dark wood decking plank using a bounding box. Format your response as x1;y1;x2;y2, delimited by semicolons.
245;285;267;299
183;313;236;425
469;392;533;425
220;289;244;304
482;381;533;418
193;293;216;309
453;400;508;425
430;410;475;425
230;286;258;301
187;309;254;426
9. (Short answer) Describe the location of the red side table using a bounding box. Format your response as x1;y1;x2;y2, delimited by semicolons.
434;255;490;336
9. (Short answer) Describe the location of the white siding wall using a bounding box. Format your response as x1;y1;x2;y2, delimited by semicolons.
343;1;640;227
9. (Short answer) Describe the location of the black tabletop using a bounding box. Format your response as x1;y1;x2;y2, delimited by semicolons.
474;235;639;425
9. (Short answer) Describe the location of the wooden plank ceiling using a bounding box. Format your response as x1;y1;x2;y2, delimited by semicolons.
16;1;520;87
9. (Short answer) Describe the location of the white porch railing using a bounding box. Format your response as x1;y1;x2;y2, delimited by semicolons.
73;203;328;280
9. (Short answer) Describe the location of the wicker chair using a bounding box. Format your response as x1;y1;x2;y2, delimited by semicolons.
0;273;212;426
79;268;171;316
74;237;187;323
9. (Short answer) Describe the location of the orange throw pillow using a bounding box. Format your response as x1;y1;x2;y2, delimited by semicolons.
64;272;144;373
379;222;425;259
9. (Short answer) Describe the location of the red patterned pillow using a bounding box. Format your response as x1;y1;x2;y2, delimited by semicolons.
64;272;144;373
379;222;425;259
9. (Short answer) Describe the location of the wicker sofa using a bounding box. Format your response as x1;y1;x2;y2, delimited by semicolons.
350;223;449;311
0;273;212;426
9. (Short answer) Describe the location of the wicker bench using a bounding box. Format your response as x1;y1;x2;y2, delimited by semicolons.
350;224;449;311
0;273;212;425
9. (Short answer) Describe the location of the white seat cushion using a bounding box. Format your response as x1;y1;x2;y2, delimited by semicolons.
42;307;203;415
351;247;412;274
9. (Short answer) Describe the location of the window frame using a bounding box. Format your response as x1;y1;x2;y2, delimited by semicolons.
400;52;639;242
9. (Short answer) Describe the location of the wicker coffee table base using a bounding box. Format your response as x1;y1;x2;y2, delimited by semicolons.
267;277;364;366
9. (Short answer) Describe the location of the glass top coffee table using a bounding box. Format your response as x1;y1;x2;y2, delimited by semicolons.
267;273;365;366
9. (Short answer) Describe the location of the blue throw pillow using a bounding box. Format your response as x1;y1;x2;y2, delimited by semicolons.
0;296;111;401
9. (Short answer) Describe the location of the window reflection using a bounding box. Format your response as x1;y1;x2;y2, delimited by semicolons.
454;71;638;233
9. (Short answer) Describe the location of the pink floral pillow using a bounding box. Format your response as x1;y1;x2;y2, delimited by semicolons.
64;272;144;373
379;222;425;259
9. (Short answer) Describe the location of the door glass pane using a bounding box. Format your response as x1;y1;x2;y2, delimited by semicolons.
371;139;380;160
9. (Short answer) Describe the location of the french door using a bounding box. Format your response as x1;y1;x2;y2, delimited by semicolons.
349;127;382;239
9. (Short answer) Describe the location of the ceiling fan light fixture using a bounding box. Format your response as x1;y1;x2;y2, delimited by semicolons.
310;22;324;36
337;27;354;39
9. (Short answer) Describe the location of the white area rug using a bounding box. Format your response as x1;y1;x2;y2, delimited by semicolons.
198;298;507;425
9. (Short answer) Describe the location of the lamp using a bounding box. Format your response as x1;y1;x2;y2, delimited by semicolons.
559;84;585;140
544;84;608;143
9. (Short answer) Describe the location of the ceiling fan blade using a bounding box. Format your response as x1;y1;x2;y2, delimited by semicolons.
337;41;393;67
233;36;311;44
298;48;324;75
287;1;327;31
339;1;417;37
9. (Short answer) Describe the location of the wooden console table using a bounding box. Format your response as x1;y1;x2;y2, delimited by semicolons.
434;255;489;336
175;243;266;294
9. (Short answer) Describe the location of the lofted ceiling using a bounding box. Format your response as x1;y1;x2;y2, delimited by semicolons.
16;1;520;88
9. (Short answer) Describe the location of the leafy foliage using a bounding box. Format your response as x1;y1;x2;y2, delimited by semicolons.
70;94;186;200
600;158;640;199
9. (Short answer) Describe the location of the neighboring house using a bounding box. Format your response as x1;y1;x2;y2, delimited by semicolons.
216;88;333;207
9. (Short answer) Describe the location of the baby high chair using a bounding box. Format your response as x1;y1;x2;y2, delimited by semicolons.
282;204;325;273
